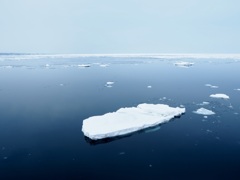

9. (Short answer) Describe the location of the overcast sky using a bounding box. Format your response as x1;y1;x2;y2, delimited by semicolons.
1;0;240;54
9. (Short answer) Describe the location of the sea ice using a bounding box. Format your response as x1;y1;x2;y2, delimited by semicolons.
198;101;210;106
99;64;109;67
82;103;185;140
234;88;240;91
193;108;215;115
210;94;230;99
174;61;194;68
205;84;219;88
147;86;152;88
105;81;115;88
78;64;90;68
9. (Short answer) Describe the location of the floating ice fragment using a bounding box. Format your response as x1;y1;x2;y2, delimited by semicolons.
3;157;8;160
174;61;194;68
203;116;208;119
45;64;50;67
99;64;109;67
234;88;240;91
193;108;215;115
147;86;152;88
78;64;90;68
82;103;185;140
198;101;210;106
106;82;114;85
205;84;219;88
210;94;230;99
105;81;115;88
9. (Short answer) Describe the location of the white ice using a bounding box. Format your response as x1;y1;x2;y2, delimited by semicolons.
174;61;194;68
105;81;115;88
205;84;219;88
82;103;185;140
210;94;230;99
99;64;109;67
2;53;240;61
78;64;91;68
193;108;215;115
234;88;240;91
198;101;210;106
147;86;152;88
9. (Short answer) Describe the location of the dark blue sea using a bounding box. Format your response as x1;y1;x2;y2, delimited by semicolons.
0;54;240;179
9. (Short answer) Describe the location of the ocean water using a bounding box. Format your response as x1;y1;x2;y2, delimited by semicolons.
0;54;240;179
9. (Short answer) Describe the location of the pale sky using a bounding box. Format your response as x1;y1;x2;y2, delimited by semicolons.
0;0;240;54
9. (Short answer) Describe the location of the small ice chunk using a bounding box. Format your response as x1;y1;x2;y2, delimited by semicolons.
193;108;215;115
205;84;219;88
198;101;210;106
3;157;8;160
82;104;185;140
234;88;240;91
45;64;50;67
174;61;194;68
106;82;114;85
210;94;230;99
105;81;115;88
100;64;109;67
147;86;152;88
59;83;64;86
78;64;90;68
203;116;208;119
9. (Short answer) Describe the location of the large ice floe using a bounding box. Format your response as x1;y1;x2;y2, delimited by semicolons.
82;104;185;140
193;108;215;115
210;94;230;99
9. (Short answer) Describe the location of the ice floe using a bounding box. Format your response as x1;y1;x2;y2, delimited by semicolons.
234;88;240;91
193;108;215;115
82;103;185;140
198;101;210;106
147;86;152;88
174;61;194;68
99;64;109;67
78;64;91;68
210;94;230;99
105;81;115;88
205;84;219;88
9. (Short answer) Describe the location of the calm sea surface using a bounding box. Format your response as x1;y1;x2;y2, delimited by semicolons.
0;55;240;179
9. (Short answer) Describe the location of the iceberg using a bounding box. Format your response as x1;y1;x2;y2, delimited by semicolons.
193;108;215;115
210;94;230;99
82;103;185;140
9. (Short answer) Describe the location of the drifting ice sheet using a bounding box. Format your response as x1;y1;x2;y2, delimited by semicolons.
193;108;215;115
82;104;185;140
210;94;230;99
